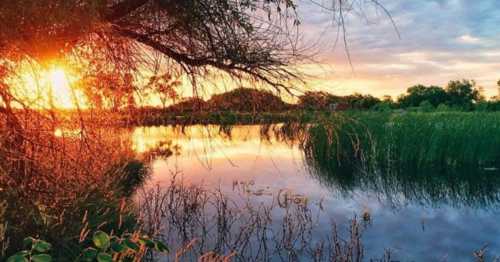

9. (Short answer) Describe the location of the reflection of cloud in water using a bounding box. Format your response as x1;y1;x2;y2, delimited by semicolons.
132;124;500;261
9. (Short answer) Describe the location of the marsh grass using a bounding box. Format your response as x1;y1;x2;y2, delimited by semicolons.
273;112;500;207
0;112;162;260
339;112;500;171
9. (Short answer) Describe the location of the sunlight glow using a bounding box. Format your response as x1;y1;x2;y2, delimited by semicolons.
11;64;88;110
49;68;75;109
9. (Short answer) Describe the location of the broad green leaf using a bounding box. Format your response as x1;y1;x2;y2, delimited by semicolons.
6;254;28;262
81;247;98;261
96;252;113;262
110;241;126;253
33;240;52;253
155;241;169;253
93;231;110;250
123;239;139;251
143;238;156;249
23;237;35;249
14;251;29;257
32;254;52;262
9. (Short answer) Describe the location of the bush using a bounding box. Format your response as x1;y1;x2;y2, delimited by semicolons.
436;103;450;112
475;101;490;111
372;102;392;112
418;100;434;112
8;233;168;262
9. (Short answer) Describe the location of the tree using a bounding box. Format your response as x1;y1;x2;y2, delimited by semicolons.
0;0;392;104
445;80;481;110
297;91;342;110
398;85;448;108
345;93;381;109
146;73;181;108
496;80;500;100
167;97;208;113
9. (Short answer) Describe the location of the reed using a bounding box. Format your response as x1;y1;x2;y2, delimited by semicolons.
138;175;374;262
294;112;500;207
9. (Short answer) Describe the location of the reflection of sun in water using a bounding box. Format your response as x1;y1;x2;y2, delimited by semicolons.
48;68;75;109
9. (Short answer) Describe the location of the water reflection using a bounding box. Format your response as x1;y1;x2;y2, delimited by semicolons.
131;124;500;261
132;124;500;209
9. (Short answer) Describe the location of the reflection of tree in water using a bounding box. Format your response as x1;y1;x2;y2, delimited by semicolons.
133;120;500;209
273;115;500;209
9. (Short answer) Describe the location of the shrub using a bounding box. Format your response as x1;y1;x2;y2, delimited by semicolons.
372;101;393;112
436;103;450;112
418;100;434;112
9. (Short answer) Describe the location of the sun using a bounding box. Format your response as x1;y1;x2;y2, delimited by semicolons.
12;64;89;110
49;68;69;90
48;68;76;109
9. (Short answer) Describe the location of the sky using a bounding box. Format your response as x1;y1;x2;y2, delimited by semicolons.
297;0;500;98
16;0;500;108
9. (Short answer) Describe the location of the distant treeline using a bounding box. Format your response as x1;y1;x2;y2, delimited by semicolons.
136;88;293;114
132;79;500;114
298;79;500;112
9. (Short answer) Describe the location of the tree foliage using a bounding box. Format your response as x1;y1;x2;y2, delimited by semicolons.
0;0;396;111
297;91;380;110
398;80;481;110
445;80;481;109
398;85;448;108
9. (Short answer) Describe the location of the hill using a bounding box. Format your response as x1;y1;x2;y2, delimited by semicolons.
207;88;292;112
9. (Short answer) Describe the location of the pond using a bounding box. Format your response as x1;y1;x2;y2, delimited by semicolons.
130;124;500;261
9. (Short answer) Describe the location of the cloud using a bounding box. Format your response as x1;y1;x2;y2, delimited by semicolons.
297;0;500;97
457;34;481;44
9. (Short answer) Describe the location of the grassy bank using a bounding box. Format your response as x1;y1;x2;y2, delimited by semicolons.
320;111;500;170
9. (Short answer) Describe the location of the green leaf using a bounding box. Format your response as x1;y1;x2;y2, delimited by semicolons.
93;231;110;250
123;239;139;251
81;247;98;261
96;252;113;262
110;241;126;253
14;251;30;257
143;238;156;249
33;240;52;253
23;237;35;249
31;254;52;262
155;241;169;253
6;254;28;262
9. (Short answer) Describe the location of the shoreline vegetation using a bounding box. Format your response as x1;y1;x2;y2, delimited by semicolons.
4;110;500;260
33;79;500;126
4;83;500;261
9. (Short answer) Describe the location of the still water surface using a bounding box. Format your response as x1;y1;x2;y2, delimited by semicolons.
131;124;500;261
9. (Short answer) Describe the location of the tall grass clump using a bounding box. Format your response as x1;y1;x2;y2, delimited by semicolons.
302;111;500;173
373;112;500;170
294;112;500;207
0;112;168;260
